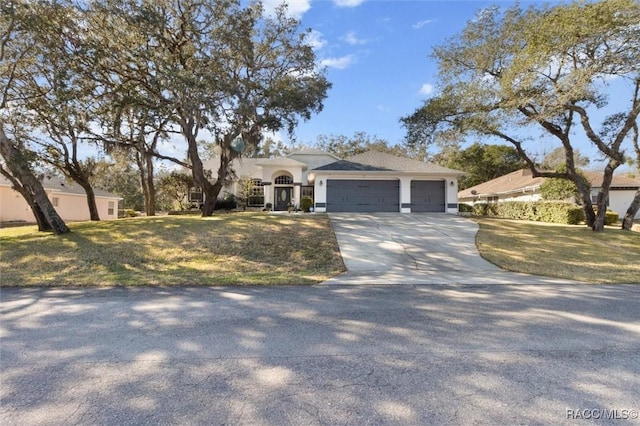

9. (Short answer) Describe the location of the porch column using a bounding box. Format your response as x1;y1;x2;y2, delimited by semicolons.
263;182;272;208
293;183;302;207
400;177;412;213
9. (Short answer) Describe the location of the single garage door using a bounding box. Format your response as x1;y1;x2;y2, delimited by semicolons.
411;180;445;212
327;180;399;212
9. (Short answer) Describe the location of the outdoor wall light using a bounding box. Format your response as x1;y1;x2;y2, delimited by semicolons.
450;180;455;186
319;180;324;187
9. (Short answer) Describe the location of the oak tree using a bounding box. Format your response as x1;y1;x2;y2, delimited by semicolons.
402;0;640;231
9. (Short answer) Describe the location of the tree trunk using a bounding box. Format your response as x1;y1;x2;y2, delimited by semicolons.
135;151;153;216
72;174;100;221
592;161;620;232
145;151;156;216
180;117;227;217
622;188;640;230
0;128;70;234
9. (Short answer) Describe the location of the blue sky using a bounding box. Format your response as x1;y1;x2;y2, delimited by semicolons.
257;0;636;171
263;0;547;146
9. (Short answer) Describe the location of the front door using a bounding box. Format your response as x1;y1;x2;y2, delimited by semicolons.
275;187;293;211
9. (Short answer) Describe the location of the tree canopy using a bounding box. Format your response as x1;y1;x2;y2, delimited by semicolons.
402;0;640;231
0;0;330;225
436;143;527;190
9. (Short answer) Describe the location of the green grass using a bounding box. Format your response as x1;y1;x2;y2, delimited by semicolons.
474;217;640;284
0;213;346;287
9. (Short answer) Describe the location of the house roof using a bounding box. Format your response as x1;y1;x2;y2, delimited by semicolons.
312;160;391;171
458;169;546;199
287;148;340;159
312;150;464;174
254;157;308;169
583;171;640;188
348;151;464;174
0;175;122;199
458;169;640;199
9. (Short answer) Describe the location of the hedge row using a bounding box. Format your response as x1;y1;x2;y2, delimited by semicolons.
469;201;619;225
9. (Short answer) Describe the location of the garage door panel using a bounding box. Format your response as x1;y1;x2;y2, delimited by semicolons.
411;180;445;212
327;180;399;212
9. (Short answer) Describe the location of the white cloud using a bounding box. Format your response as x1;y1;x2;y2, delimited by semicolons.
412;19;434;30
341;31;368;46
262;0;311;19
376;105;391;113
334;0;365;7
419;83;434;95
305;29;327;50
320;54;356;70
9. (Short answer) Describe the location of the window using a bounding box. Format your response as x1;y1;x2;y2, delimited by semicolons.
52;197;59;207
275;175;293;185
248;179;264;206
487;196;499;204
189;187;203;203
301;186;314;200
108;201;115;216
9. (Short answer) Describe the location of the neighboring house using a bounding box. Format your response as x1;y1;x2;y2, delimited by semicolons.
458;169;640;218
204;149;464;213
0;175;123;223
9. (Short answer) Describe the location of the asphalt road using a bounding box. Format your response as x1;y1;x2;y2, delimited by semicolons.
1;285;639;425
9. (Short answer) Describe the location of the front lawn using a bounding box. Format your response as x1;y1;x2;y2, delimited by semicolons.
474;217;640;284
0;213;346;286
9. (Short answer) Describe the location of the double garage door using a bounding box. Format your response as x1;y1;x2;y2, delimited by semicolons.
326;179;445;213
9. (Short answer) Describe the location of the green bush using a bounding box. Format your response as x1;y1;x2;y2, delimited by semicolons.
458;203;473;213
472;201;586;225
215;194;237;210
473;203;498;216
300;196;313;212
605;210;619;225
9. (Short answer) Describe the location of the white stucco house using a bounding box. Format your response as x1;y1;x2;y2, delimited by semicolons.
0;175;122;224
458;169;640;218
205;149;464;213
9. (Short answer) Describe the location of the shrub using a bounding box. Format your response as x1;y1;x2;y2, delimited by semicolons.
605;210;619;225
473;203;498;216
472;201;586;225
300;196;313;212
458;203;473;213
214;193;237;210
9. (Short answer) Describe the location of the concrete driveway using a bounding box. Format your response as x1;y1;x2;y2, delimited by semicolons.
325;213;578;285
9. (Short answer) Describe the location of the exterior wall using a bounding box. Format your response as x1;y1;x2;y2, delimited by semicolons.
445;179;459;214
0;186;32;222
287;153;337;185
459;192;542;205
607;189;640;219
0;186;119;222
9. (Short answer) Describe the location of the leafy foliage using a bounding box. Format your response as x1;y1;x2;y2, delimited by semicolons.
402;0;640;231
438;143;526;189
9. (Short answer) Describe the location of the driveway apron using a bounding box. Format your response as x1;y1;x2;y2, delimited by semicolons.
324;213;579;285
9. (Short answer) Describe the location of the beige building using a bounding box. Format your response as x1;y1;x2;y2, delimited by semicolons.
458;169;640;219
204;150;463;213
0;176;122;224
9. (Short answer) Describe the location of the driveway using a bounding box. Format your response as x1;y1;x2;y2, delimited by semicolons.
325;213;578;285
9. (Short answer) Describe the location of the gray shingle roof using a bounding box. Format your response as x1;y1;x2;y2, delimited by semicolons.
349;151;463;174
313;150;463;174
312;160;391;171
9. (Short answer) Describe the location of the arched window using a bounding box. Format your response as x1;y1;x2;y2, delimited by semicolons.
248;179;264;206
275;175;293;185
